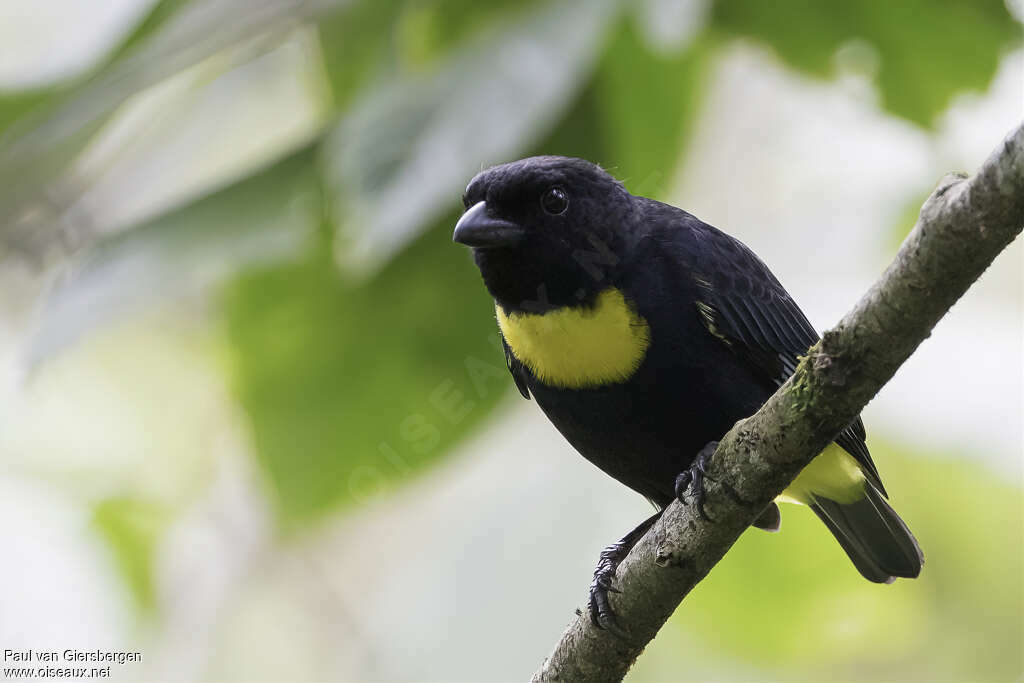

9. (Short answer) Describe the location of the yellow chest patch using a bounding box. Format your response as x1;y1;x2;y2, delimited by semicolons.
496;288;651;389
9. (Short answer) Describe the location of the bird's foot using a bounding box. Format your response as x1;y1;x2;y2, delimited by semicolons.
675;441;717;521
586;510;664;636
588;541;629;636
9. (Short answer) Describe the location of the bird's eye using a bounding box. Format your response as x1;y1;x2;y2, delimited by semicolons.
540;186;569;215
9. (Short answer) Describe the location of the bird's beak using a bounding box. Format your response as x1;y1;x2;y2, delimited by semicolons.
452;201;525;248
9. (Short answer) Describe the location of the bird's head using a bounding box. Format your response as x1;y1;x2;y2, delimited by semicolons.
453;156;634;313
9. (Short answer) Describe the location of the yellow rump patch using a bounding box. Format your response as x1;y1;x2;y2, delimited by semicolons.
496;288;651;389
778;443;867;505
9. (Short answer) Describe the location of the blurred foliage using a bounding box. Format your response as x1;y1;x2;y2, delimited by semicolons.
0;90;54;139
105;0;192;64
323;0;616;272
92;497;169;612
710;0;1021;126
28;146;321;361
0;0;176;173
587;19;714;198
225;7;716;524
0;0;188;132
316;1;404;109
222;212;508;525
1;4;1021;675
213;0;1018;524
632;442;1023;682
889;190;933;252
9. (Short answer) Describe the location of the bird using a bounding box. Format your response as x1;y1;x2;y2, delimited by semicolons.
451;155;923;629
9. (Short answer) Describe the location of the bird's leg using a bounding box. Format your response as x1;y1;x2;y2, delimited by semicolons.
589;509;664;633
675;440;718;521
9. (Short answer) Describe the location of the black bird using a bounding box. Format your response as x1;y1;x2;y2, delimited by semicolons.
452;156;923;628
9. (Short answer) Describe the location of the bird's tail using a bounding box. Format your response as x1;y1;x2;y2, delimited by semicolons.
809;484;924;583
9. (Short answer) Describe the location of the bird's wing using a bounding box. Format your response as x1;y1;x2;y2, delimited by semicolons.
501;334;531;400
689;225;885;495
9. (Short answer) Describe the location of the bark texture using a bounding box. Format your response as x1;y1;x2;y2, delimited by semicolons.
531;123;1024;683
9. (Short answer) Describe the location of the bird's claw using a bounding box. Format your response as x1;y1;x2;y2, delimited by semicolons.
675;441;717;521
588;584;629;637
584;511;664;637
588;543;629;637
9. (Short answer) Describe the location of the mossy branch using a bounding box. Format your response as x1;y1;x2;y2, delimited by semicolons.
531;122;1024;683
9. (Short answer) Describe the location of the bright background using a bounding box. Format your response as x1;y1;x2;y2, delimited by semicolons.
0;1;1021;681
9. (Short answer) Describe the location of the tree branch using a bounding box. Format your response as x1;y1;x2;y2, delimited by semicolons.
531;122;1024;683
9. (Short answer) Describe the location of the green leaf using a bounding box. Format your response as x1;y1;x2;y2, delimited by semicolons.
323;0;618;272
221;213;511;527
104;0;193;64
709;0;1021;126
92;497;169;612
28;147;320;364
0;0;324;235
589;18;716;198
0;89;56;139
316;0;405;109
521;13;713;200
0;0;191;141
316;0;546;110
393;0;547;68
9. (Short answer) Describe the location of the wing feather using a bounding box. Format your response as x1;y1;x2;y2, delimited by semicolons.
501;334;531;400
689;225;886;495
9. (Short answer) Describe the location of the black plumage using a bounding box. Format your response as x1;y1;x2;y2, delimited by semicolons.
453;156;922;625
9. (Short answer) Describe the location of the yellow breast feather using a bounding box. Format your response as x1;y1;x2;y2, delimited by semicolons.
496;288;651;389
